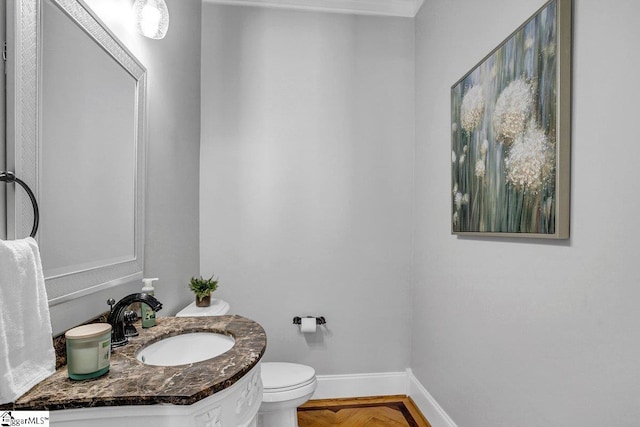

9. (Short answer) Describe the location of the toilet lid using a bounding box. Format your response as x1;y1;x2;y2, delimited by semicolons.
261;362;316;391
176;299;230;317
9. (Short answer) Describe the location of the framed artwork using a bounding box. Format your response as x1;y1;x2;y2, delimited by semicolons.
451;0;572;239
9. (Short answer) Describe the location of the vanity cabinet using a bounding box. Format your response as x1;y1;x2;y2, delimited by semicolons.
51;363;263;427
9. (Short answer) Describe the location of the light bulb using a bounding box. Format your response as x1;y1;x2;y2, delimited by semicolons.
140;5;161;37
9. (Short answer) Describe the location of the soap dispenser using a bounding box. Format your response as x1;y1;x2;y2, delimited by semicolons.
141;277;159;328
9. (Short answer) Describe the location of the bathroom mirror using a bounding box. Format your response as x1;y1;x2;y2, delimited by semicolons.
6;0;147;304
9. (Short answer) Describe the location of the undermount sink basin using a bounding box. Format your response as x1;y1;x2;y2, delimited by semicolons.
137;332;235;366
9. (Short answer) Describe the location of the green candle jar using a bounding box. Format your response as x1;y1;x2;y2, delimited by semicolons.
65;323;112;380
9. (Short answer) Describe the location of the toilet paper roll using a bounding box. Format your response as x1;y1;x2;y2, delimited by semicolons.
301;317;317;333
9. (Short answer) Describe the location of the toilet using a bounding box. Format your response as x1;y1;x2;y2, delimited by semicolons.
258;362;317;426
175;298;317;427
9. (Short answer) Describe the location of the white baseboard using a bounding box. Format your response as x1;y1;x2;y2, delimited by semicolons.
407;369;458;427
311;371;407;400
310;369;456;427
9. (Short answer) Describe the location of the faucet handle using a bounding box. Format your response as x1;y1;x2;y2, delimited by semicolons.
124;310;138;323
124;310;139;337
107;298;116;313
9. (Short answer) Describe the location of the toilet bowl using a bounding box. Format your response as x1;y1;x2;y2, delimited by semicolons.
258;362;317;427
175;300;317;427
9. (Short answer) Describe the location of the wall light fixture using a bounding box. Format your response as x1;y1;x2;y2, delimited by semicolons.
133;0;169;39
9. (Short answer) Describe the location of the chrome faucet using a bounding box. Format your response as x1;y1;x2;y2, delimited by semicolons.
107;293;163;348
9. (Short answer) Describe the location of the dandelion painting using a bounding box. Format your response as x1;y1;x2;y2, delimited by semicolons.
451;0;571;238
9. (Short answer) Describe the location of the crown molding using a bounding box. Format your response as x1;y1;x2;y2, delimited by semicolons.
203;0;425;18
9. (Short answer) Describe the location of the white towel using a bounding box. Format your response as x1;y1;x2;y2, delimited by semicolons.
0;237;55;404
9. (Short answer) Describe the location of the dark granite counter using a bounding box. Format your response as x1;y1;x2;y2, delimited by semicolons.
3;315;266;410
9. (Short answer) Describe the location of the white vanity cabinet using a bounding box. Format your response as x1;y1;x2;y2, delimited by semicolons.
50;363;263;427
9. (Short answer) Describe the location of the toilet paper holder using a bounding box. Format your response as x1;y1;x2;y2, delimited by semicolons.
292;316;326;326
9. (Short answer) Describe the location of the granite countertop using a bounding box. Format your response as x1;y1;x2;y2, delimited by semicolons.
5;315;266;411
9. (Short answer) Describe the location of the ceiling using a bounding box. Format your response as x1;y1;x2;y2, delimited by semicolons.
203;0;425;18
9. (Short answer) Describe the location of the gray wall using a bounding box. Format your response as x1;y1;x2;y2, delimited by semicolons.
200;4;415;374
48;0;202;334
413;0;640;425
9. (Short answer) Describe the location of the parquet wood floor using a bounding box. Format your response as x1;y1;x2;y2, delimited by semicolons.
297;395;431;427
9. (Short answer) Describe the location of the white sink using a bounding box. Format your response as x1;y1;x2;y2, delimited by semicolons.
137;332;235;366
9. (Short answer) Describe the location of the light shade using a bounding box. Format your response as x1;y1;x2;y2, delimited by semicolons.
133;0;169;39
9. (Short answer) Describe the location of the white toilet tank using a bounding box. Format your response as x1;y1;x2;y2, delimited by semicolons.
176;299;230;317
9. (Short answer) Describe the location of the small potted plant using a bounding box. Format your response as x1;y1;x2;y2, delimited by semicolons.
189;275;219;307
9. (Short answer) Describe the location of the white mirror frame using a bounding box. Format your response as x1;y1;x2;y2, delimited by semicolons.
6;0;147;305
